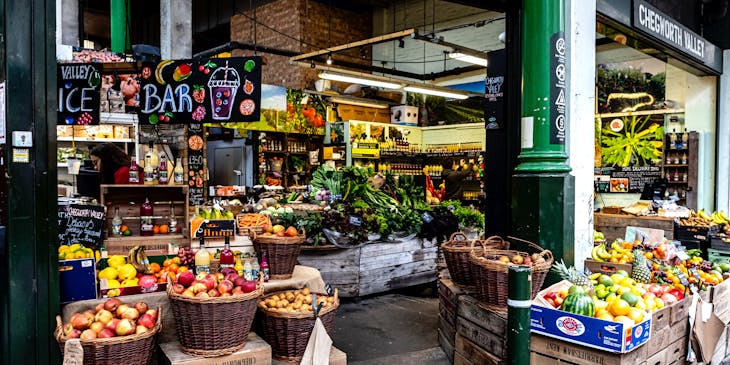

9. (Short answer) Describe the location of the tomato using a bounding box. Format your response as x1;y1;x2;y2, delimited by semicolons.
314;114;324;127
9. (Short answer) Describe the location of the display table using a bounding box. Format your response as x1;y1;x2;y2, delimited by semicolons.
594;212;675;242
298;237;438;297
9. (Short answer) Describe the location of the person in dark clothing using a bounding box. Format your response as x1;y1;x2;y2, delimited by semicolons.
90;143;131;184
441;159;473;201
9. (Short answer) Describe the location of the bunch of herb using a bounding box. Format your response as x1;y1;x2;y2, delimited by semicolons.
439;200;484;230
297;212;324;246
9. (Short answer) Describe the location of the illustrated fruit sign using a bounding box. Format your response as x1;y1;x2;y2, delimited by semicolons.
138;57;261;124
187;122;206;206
57;63;102;125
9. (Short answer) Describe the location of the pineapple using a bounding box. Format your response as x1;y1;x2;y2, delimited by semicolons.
551;260;592;288
631;249;651;283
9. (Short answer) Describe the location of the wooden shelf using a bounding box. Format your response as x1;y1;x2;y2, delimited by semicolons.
102;184;188;189
58;137;135;143
105;234;185;242
596;108;685;119
664;164;688;167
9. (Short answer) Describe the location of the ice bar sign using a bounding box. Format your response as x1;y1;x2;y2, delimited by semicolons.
138;57;262;124
57;63;102;125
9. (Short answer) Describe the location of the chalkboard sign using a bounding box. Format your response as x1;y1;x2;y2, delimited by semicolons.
58;204;106;247
138;57;262;124
187;122;205;206
57;63;102;125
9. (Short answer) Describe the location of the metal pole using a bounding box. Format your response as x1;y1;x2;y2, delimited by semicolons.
507;265;532;365
110;0;127;53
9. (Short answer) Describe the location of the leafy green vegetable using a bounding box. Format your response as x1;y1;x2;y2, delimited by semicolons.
600;115;664;167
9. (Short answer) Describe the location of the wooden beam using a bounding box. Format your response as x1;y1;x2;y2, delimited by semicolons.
289;28;416;62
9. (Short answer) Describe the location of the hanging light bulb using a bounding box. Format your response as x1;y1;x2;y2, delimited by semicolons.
326;53;333;65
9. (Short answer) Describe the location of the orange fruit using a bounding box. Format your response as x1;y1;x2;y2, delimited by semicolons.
149;262;161;273
609;299;631;317
168;263;179;273
177;266;188;273
160;224;169;234
163;258;173;267
153;225;160;234
120;225;129;232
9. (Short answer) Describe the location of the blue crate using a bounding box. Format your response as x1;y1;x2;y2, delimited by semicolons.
59;258;97;303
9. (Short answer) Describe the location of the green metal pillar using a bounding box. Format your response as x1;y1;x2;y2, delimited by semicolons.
512;0;574;284
1;0;59;363
507;266;532;365
110;0;129;53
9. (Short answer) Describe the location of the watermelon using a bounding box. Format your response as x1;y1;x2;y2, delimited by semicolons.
561;287;595;317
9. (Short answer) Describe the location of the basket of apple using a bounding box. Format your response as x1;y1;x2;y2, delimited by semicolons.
252;226;305;280
54;298;161;365
166;268;264;357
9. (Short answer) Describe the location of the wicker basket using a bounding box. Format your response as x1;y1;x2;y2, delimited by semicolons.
468;236;553;311
166;279;264;357
441;233;508;288
252;229;305;280
257;290;339;361
237;214;271;237
54;308;162;365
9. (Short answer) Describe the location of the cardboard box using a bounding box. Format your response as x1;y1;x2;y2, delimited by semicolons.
270;346;346;365
390;105;418;125
59;258;97;303
530;303;651;353
159;333;271;365
530;334;648;365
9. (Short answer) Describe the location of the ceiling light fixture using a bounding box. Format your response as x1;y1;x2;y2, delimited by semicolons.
318;71;403;90
448;52;488;67
326;53;333;65
403;85;470;100
328;96;391;109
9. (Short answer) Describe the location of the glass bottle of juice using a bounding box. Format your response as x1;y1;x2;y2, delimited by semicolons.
112;207;123;236
158;153;169;185
235;257;244;277
140;195;154;236
168;203;177;234
243;254;253;281
261;251;270;282
144;142;159;185
195;236;210;275
128;160;140;184
681;128;689;149
251;252;260;281
174;157;184;185
220;236;234;270
669;129;677;150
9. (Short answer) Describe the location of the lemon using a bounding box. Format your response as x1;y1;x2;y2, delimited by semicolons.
99;267;118;280
58;252;67;260
654;298;665;309
619;277;635;287
107;255;126;268
106;279;121;288
69;243;81;251
121;278;138;287
117;264;137;280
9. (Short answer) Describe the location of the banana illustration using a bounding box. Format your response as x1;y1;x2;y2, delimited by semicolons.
155;60;174;85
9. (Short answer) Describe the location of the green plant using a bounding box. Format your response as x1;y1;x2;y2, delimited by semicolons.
439;200;484;230
600;115;664;167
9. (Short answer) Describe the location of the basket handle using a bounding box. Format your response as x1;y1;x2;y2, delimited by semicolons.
54;315;64;342
299;227;306;237
249;228;257;241
449;232;468;241
507;236;545;253
483;236;508;250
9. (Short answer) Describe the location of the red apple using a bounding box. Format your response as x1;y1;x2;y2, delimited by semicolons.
217;280;234;294
642;292;656;301
554;296;564;307
191;282;208;294
661;293;678;305
137;313;155;329
62;323;75;336
115;319;136;336
203;275;216;290
105;318;120;332
195;291;210;298
208;288;220;297
232;286;244;296
648;284;664;297
134;302;148;315
178;271;195;287
67;329;82;339
71;312;93;330
145;309;158;322
138;275;158;290
80;329;97;340
89;321;105;333
215;272;225;283
240;280;257;294
95;303;105;312
195;272;207;281
233;277;247;288
544;292;557;300
172;283;185;294
182;289;195;298
115;304;130;318
135;325;148;335
121;307;140;320
94;309;114;325
98;328;116;338
225;273;239;283
103;298;122;312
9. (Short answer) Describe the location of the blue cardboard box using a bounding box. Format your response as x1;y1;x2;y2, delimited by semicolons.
530;303;651;353
59;258;97;303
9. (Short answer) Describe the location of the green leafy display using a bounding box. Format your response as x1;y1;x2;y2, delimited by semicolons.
600;115;664;167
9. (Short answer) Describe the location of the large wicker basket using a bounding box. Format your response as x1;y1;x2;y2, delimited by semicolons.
257;289;339;361
252;229;305;280
468;236;553;311
54;308;162;365
441;233;508;288
167;279;264;357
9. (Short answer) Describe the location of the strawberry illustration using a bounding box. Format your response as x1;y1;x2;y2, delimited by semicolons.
192;85;205;104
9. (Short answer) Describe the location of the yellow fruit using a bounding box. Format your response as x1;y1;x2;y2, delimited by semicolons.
69;243;81;251
594;300;609;311
635;299;647;310
117;264;137;280
98;267;118;280
654;298;665;309
107;255;126;268
74;251;86;259
609;299;631;317
630;288;642;297
58;245;70;253
617;287;629;295
613;315;635;327
107;288;121;297
620;277;635;287
106;279;121;288
596;311;615;321
58;252;67;260
627;308;645;324
121;278;139;287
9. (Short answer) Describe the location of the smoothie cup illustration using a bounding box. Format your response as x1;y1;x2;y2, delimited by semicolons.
207;61;240;120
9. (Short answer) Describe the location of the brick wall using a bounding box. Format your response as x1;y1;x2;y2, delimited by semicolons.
230;0;372;89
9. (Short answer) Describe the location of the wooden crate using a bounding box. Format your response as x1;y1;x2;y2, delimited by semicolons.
670;297;691;325
159;333;271;365
456;315;506;359
297;246;360;297
455;334;504;365
584;259;633;276
438;328;455;364
270;346;346;365
457;294;507;339
594;212;674;242
530;334;648;365
439;313;456;344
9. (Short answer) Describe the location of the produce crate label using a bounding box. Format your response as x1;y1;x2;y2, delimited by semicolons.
530;303;651;353
192;219;235;238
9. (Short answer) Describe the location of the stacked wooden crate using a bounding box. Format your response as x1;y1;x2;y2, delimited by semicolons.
437;279;463;363
454;294;506;365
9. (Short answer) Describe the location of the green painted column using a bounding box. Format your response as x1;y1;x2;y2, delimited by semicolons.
515;0;569;173
507;266;532;365
512;0;574;285
110;0;128;53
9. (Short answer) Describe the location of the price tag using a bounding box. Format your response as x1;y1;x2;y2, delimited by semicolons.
689;267;703;283
675;250;690;261
324;283;334;296
422;212;434;223
348;215;362;227
62;339;84;365
677;271;690;287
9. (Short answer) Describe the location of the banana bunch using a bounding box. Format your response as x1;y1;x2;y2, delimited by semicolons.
680;209;718;228
591;243;613;262
711;211;730;225
127;246;150;274
196;206;235;220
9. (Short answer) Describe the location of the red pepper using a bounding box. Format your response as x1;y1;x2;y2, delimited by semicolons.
669;288;684;300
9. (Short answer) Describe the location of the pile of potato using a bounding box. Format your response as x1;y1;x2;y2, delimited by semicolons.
258;288;336;314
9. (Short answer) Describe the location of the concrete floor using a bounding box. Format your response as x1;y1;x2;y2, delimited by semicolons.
331;285;450;365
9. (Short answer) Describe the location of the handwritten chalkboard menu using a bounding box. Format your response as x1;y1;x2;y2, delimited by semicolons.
138;57;262;124
57;63;102;125
187;122;205;206
58;203;106;247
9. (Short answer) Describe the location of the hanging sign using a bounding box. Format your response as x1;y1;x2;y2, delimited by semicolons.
58;203;105;247
549;32;566;145
187;122;206;206
485;49;505;130
57;63;102;125
138;57;262;124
